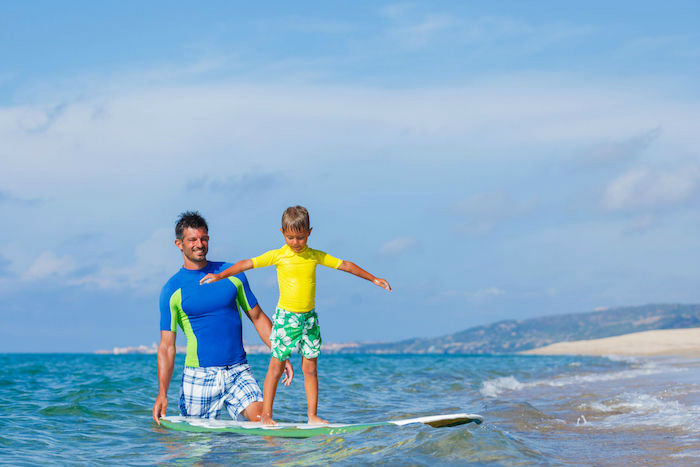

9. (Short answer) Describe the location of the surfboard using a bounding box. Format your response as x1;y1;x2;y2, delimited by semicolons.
159;412;483;438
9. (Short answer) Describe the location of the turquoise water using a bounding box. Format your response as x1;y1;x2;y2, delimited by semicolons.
2;353;699;466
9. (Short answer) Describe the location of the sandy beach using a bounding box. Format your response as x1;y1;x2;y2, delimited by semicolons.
522;327;700;357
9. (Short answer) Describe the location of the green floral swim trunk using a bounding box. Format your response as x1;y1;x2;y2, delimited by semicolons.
270;307;322;361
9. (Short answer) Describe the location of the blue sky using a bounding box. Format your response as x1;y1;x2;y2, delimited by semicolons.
2;1;699;352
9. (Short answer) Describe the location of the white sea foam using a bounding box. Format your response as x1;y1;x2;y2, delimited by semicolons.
535;364;665;388
480;376;524;398
480;361;673;398
604;355;642;363
583;393;681;414
481;359;700;434
670;450;700;459
587;392;700;432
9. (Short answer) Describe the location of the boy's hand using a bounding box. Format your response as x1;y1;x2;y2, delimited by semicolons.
199;273;221;285
281;360;294;386
373;278;392;292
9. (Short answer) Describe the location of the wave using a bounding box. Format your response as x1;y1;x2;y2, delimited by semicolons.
479;360;677;398
582;392;700;431
480;376;525;398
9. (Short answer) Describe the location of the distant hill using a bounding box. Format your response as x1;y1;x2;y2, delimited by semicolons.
99;304;700;355
334;303;700;355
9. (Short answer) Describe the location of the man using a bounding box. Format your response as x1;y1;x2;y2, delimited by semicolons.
152;211;292;424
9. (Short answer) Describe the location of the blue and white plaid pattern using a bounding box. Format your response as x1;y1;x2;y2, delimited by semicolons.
179;363;263;419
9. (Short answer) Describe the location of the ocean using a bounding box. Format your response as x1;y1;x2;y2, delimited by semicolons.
1;353;698;466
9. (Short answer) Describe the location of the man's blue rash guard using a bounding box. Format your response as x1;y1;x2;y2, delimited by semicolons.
159;262;258;368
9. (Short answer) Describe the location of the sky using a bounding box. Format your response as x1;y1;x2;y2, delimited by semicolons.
1;1;699;352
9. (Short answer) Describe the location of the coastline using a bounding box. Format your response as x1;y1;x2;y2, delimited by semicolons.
522;327;700;357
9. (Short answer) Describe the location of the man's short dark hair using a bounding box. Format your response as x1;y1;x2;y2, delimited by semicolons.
175;211;208;240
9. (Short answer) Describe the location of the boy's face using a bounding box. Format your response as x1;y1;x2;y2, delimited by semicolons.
281;228;311;253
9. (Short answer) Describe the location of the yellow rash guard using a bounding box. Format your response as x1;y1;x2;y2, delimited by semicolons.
251;244;342;313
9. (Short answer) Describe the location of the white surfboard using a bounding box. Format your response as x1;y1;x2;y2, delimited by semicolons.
159;412;484;438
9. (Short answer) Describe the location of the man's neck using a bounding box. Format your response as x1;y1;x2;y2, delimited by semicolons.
183;260;208;270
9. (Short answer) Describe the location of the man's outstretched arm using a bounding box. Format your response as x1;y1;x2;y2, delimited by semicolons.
152;330;176;424
246;305;294;386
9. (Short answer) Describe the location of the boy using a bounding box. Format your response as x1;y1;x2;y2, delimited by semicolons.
200;206;391;425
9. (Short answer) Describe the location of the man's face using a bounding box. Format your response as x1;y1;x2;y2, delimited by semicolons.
175;227;209;264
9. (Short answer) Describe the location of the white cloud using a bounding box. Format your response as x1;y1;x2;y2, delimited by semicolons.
453;191;536;236
579;127;661;166
616;34;700;60
23;251;76;280
67;228;179;292
379;6;592;53
0;189;39;205
1;69;697;203
433;286;505;302
261;16;354;35
1;63;699;298
379;236;418;256
468;287;506;301
623;214;655;234
602;165;700;211
389;13;457;48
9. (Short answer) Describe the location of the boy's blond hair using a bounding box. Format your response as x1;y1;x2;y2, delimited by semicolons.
281;206;310;232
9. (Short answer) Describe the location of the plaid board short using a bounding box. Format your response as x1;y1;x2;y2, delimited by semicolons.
179;363;263;419
270;307;322;361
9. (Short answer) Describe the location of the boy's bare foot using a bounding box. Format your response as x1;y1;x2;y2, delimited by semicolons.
261;414;277;426
307;414;328;425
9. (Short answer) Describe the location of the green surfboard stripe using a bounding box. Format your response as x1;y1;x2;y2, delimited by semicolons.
159;418;383;438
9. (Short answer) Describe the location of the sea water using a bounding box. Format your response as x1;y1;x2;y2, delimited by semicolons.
1;353;698;466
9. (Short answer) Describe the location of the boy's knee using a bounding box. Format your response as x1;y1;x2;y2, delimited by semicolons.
269;358;287;376
301;360;318;376
302;368;317;379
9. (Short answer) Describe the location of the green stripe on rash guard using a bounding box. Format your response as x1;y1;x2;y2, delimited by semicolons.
228;276;249;316
159;263;255;367
169;289;181;332
170;289;199;367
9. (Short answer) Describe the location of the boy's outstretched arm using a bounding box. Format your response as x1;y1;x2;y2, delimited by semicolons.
200;259;254;285
338;261;392;291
